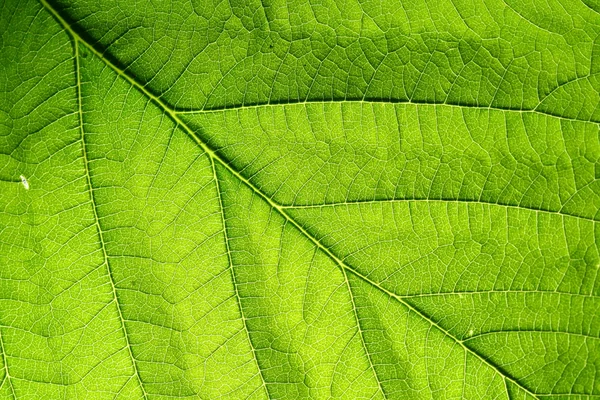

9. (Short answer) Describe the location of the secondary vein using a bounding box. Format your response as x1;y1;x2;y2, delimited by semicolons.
174;99;600;127
279;198;598;224
340;266;387;398
0;329;16;399
210;156;270;399
73;38;148;400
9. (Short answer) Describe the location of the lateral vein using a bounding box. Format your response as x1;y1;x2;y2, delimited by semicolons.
0;329;16;399
210;157;271;399
279;198;598;224
340;266;387;398
72;37;148;400
174;99;600;126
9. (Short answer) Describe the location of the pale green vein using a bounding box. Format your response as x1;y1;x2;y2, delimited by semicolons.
539;396;600;399
401;289;599;299
0;329;16;399
210;154;270;399
502;378;511;400
462;329;600;342
72;37;148;400
279;198;599;224
339;266;387;398
173;99;600;126
39;1;547;397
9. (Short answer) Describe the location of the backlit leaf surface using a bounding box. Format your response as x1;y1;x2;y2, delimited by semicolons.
1;0;600;398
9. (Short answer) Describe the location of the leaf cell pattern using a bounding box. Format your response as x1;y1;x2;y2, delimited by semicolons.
0;0;599;399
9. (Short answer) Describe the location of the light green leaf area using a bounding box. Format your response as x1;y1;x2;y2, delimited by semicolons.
1;0;600;398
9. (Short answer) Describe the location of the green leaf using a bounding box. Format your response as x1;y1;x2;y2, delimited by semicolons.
1;0;599;398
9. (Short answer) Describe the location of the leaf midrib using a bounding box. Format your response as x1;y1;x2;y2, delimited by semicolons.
40;1;545;398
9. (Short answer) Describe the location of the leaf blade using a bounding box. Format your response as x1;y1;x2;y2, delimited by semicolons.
1;0;599;398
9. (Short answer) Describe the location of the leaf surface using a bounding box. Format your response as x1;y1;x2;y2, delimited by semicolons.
1;0;600;398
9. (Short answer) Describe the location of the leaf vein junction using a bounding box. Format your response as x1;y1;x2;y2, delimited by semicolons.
211;153;270;398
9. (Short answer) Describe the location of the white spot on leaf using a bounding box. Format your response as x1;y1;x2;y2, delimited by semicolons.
20;175;29;190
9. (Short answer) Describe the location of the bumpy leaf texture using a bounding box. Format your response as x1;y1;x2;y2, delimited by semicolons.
1;0;600;398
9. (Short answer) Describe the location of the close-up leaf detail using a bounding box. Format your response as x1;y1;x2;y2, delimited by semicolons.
1;0;600;398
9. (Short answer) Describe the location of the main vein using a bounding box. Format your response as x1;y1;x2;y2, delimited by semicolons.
72;38;148;400
40;1;541;397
